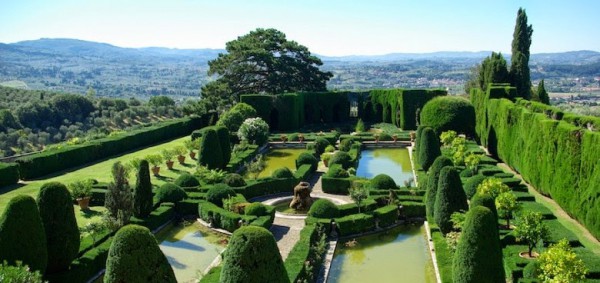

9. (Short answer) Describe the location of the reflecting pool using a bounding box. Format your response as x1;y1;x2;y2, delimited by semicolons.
355;148;413;185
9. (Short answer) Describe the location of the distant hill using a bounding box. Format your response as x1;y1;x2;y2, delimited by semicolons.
0;38;598;96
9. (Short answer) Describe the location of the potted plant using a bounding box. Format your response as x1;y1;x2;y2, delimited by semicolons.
280;134;288;143
145;154;163;176
184;139;198;160
174;145;187;164
162;149;175;170
69;179;93;210
321;152;332;167
298;133;305;143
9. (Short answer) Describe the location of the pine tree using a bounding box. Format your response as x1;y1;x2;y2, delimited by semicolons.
510;8;534;99
537;79;550;105
133;160;153;218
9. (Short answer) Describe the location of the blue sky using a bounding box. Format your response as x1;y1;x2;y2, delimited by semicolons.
1;0;599;56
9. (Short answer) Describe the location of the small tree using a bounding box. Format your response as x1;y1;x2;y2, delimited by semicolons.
450;136;467;166
246;154;266;180
133;160;153;219
537;79;550;105
104;162;133;229
495;192;520;227
476;177;510;199
349;181;369;213
514;211;549;257
80;221;106;247
237;117;270;145
537;239;587;283
464;153;482;174
439;130;457;147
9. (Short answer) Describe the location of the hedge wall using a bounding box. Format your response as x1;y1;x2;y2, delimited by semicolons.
0;162;19;187
16;117;205;180
373;205;398;228
335;213;375;236
472;86;600;239
197;200;275;233
284;224;322;283
367;89;446;130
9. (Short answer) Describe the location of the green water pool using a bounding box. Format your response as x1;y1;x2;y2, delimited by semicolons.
156;222;226;283
327;225;436;283
355;148;414;186
247;148;305;179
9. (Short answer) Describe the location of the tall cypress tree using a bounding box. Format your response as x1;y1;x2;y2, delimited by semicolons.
537;79;550;105
510;8;534;99
478;52;509;91
133;160;153;218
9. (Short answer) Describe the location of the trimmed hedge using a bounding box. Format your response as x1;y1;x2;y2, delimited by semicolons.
130;205;176;232
285;225;322;283
418;127;442;171
329;151;353;169
401;201;426;218
296;152;318;171
470;192;498;219
425;156;453;218
308;199;340;219
174;173;200;189
370;174;397;190
326;164;349;178
335;213;375;236
272;167;294;179
155;183;187;205
133;160;153;218
420;96;476;136
464;174;487;200
294;164;314;181
337;199;378;216
374;205;398;227
368;89;446;129
205;184;236;207
321;176;354;194
216;126;232;165
0;162;19;187
434;166;468;234
223;173;246;187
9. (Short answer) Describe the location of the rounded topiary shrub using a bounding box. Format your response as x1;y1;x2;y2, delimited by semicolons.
272;167;294;179
464;175;487;200
155;183;187;204
245;202;268;216
104;224;176;283
326;165;349;178
296;152;318;171
434;166;468;235
0;195;47;272
370;174;397;190
224;173;247;187
198;128;224;170
37;182;80;273
452;206;504;283
308;199;339;218
425;156;454;218
338;138;355;152
206;184;236;207
220;226;289;283
418;127;441;171
470;192;498;219
420;96;476;137
314;138;331;157
329;151;352;169
174;173;200;189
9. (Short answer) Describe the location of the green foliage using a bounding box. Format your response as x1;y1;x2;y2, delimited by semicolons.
216;126;232;165
148;95;175;107
155;183;187;204
349;182;369;213
105;162;133;228
470;192;498;219
335;213;375;236
463;174;487;200
355;118;365;132
370;174;397;190
313;138;331;157
476;177;510;199
272;167;294;179
440;130;457;147
37;182;80;273
220;226;289;283
245;202;268;216
418;127;442;171
245;154;266;180
510;8;534;99
195;166;227;184
514;211;549;257
0;195;47;272
308;199;339;218
425;156;453;218
68;179;93;199
0;261;44;283
537;239;587;283
0;109;21;131
237;117;270;145
464;153;482;174
338;138;355;152
420;96;476;137
374;205;398;228
325;164;349;178
104;224;176;283
434;166;468;234
133;160;153;218
296;152;318;171
206;184;236;207
217;103;258;132
536;79;550;105
198;128;224;169
477;52;510;92
223;173;247;187
329;151;352;169
495;191;520;227
174;173;200;188
0;162;19;187
452;206;505;283
368;89;446;130
523;260;540;279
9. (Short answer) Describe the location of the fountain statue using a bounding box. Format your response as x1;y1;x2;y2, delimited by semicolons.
289;181;313;211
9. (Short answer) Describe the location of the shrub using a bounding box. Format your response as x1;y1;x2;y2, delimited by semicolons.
326;164;349;178
308;199;339;219
434;166;468;234
133;160;153;218
514;211;549;257
325;145;335;153
206;184;236;207
217;103;258;132
104;224;176;283
245;202;268;216
355;118;365;132
174;173;200;188
37;182;80;273
155;183;187;205
0;261;44;283
338;138;354;152
470;192;498;219
425;156;453;218
198;128;224;169
220;226;289;283
313;138;331;157
296;152;318;171
216;126;232;165
452;206;505;283
272;167;294;179
418;127;441;171
378;132;392;141
371;174;397;190
420;96;476;136
476;177;510;199
329;151;352;169
523;261;540;279
223;173;247;187
0;195;47;272
537;239;587;282
237;117;270;145
463;174;487;200
0;162;19;188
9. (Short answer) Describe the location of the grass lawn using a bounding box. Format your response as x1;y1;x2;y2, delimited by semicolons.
0;136;198;226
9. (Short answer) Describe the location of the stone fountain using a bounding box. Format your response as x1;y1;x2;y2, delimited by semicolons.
289;181;313;210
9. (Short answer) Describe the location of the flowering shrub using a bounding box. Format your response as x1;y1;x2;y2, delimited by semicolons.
237;117;269;145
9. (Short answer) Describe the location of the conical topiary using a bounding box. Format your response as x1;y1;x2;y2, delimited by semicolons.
198;128;224;169
104;224;176;283
37;182;80;273
434;166;468;234
133;160;153;218
452;206;505;283
216;126;232;166
220;226;289;283
425;156;453;218
418;127;441;171
0;195;47;273
470;192;498;219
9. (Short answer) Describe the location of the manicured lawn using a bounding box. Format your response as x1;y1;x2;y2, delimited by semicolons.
0;136;197;226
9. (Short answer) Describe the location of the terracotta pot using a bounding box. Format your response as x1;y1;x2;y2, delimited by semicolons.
166;160;174;170
177;155;186;164
323;159;329;167
299;137;304;143
393;136;398;142
151;166;160;176
189;151;196;159
77;197;91;211
409;132;416;142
